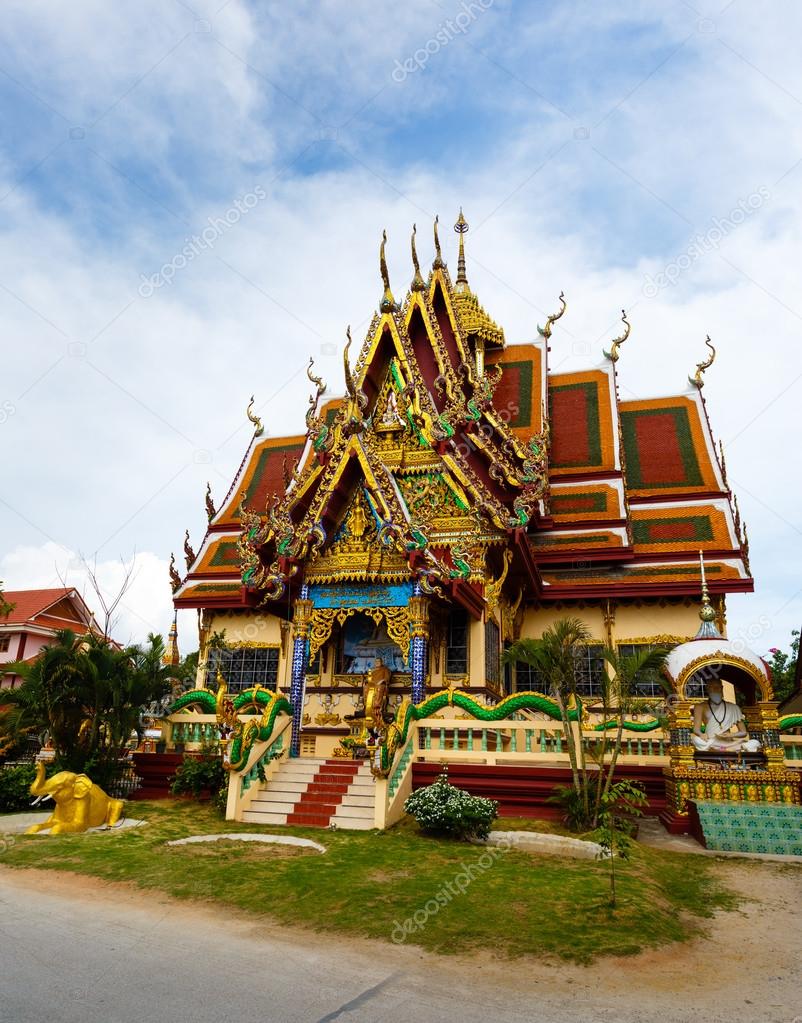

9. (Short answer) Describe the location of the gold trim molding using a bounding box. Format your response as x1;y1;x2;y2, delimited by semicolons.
676;652;773;701
309;606;410;661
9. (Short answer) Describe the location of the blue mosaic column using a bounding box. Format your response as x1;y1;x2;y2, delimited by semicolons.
409;584;429;705
289;584;312;757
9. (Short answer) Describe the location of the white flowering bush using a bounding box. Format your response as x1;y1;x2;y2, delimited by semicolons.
404;767;498;841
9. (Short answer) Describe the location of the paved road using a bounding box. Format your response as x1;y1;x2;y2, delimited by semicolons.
0;868;798;1023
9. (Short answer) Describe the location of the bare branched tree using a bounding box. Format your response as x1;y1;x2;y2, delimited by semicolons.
55;553;138;641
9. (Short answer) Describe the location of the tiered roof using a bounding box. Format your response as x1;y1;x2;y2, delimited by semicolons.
173;215;751;614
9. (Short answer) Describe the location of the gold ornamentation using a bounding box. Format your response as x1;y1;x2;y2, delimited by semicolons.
433;214;445;269
379;229;397;312
314;711;342;726
169;553;182;593
410;223;425;292
293;598;313;640
408;595;430;639
485;549;512;618
689;335;716;388
183;530;196;571
308;605;410;662
205;482;216;522
537;291;566;340
604;309;631;363
675;651;773;701
246;395;264;436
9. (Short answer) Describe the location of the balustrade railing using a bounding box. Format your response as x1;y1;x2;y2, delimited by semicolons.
412;716;668;765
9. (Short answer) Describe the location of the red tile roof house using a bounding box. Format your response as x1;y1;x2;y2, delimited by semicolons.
0;588;101;689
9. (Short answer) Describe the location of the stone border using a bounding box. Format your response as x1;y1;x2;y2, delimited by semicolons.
166;833;327;853
0;812;146;836
476;829;606;860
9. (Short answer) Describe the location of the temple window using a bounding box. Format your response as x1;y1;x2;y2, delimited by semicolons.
514;660;544;692
445;608;469;675
485;619;501;686
573;644;605;697
617;642;677;697
206;645;279;692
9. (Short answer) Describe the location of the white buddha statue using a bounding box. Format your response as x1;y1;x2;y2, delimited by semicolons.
692;679;761;754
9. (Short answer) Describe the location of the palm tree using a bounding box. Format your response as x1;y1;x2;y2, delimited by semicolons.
503;622;670;831
502;618;591;814
1;629;171;784
595;645;670;808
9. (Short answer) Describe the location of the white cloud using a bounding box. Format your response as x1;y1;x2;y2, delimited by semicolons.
0;542;197;651
0;2;799;659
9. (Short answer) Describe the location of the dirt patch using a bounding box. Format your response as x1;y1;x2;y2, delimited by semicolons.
167;839;315;860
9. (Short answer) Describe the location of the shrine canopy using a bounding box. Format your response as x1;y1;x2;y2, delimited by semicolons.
172;214;752;617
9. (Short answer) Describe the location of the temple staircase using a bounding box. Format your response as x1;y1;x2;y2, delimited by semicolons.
690;800;802;856
241;758;375;830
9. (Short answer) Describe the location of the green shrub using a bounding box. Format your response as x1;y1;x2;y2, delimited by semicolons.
404;767;498;841
547;782;595;832
170;748;225;800
0;764;37;813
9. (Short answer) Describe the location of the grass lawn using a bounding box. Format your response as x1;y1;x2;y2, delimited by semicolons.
0;801;737;962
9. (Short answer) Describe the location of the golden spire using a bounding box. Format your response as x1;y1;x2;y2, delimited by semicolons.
689;335;716;388
604;309;631;363
432;214;445;269
410;223;425;292
537;291;567;340
246;395;264;436
163;611;180;667
454;208;469;293
205;482;215;522
379;230;397;312
695;550;721;638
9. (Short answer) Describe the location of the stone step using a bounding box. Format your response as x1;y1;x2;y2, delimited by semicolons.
241;809;289;825
247;799;298;814
336;793;374;808
333;803;373;820
286;811;333;827
330;815;374;831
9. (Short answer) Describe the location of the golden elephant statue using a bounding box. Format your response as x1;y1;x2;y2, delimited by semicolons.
26;762;125;835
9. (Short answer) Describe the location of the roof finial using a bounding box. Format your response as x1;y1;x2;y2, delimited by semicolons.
205;482;215;522
343;325;356;397
183;530;196;572
695;549;721;638
168;553;181;593
537;291;566;340
604;309;631;363
410;223;425;292
689;335;716;388
454;208;469;293
246;395;264;436
379;230;397;312
433;215;445;269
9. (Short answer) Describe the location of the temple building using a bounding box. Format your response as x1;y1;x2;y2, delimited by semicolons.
171;213;754;763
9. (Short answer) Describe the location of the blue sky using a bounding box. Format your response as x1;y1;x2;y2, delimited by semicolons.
1;0;800;653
